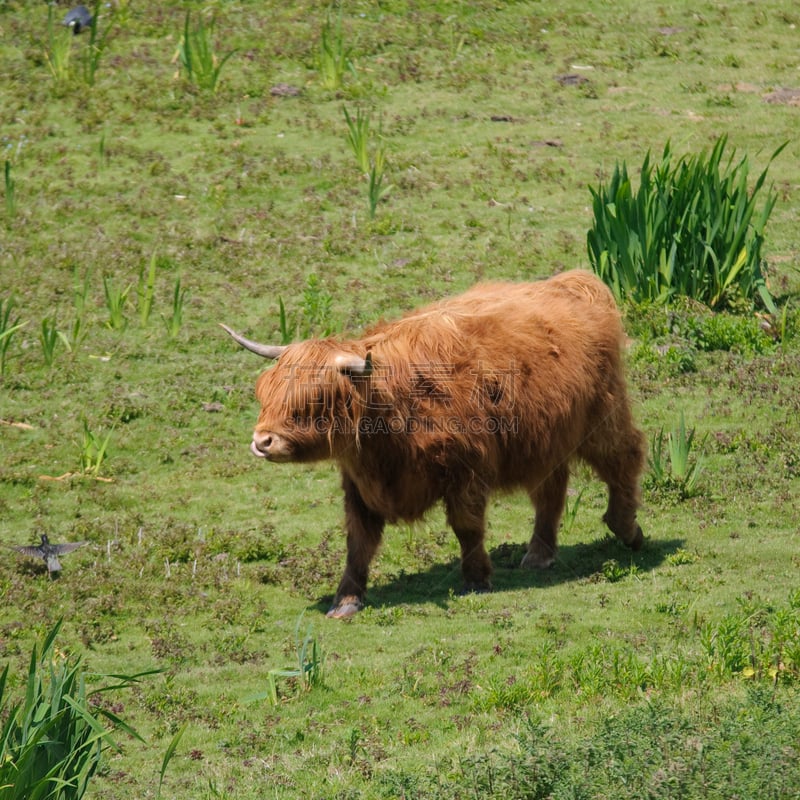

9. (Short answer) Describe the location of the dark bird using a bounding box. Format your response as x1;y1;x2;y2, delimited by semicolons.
12;534;87;575
63;5;93;35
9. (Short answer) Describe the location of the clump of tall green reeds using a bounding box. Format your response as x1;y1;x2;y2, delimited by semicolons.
0;620;150;800
588;136;785;312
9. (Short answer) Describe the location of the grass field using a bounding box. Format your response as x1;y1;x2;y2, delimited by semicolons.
1;1;800;797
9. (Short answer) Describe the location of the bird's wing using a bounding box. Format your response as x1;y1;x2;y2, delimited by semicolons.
11;545;45;558
51;541;88;555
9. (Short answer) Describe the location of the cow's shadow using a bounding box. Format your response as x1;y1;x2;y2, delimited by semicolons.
312;535;684;614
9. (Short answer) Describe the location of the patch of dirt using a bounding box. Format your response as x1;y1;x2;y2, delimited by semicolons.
555;73;589;87
763;88;800;106
270;83;302;97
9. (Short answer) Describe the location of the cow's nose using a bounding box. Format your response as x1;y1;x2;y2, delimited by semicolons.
251;431;273;457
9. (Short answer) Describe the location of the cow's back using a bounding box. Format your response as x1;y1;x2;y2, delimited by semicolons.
356;271;628;492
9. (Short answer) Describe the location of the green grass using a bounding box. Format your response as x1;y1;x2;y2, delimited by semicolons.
1;1;800;797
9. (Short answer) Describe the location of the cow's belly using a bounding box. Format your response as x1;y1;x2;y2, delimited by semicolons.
343;466;442;523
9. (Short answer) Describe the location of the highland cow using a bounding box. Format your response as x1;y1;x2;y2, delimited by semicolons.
223;270;645;618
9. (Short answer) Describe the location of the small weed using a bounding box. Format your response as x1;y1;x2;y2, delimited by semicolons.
278;297;292;344
80;420;113;477
97;131;106;171
684;312;773;354
177;11;236;92
164;276;188;339
444;15;466;60
39;316;63;367
4;160;15;225
561;488;584;536
473;674;536;712
273;275;333;342
368;147;393;219
66;267;91;351
82;1;114;87
156;723;187;800
0;296;25;376
137;252;157;327
665;547;697;566
103;275;130;330
600;558;639;583
44;5;73;85
260;615;325;705
647;412;705;499
318;7;354;91
629;340;697;377
343;105;371;174
667;413;703;485
347;727;363;767
301;273;333;336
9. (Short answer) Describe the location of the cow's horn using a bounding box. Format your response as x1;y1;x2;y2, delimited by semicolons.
334;351;373;377
220;324;288;360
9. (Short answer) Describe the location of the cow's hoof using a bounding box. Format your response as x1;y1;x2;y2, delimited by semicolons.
326;596;363;619
520;550;556;570
625;524;644;551
459;581;492;596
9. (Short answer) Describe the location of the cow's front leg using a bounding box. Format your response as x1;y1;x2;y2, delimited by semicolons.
521;466;569;569
328;475;385;619
444;490;492;593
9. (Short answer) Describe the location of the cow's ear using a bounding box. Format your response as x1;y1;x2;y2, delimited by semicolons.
334;351;373;377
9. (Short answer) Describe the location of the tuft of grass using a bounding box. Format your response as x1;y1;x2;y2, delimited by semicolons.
588;135;786;312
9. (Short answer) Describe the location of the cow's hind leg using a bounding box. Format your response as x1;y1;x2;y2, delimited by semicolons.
444;491;493;593
329;476;385;619
579;421;645;550
521;465;569;569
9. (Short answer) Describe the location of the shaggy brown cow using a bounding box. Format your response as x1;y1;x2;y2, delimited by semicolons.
223;270;645;618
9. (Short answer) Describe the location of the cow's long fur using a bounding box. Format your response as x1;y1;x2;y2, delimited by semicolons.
246;270;645;616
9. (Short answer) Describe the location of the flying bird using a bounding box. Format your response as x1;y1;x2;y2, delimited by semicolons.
63;5;93;34
12;534;87;575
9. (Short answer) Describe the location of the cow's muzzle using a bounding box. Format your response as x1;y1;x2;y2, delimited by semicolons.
251;431;273;459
